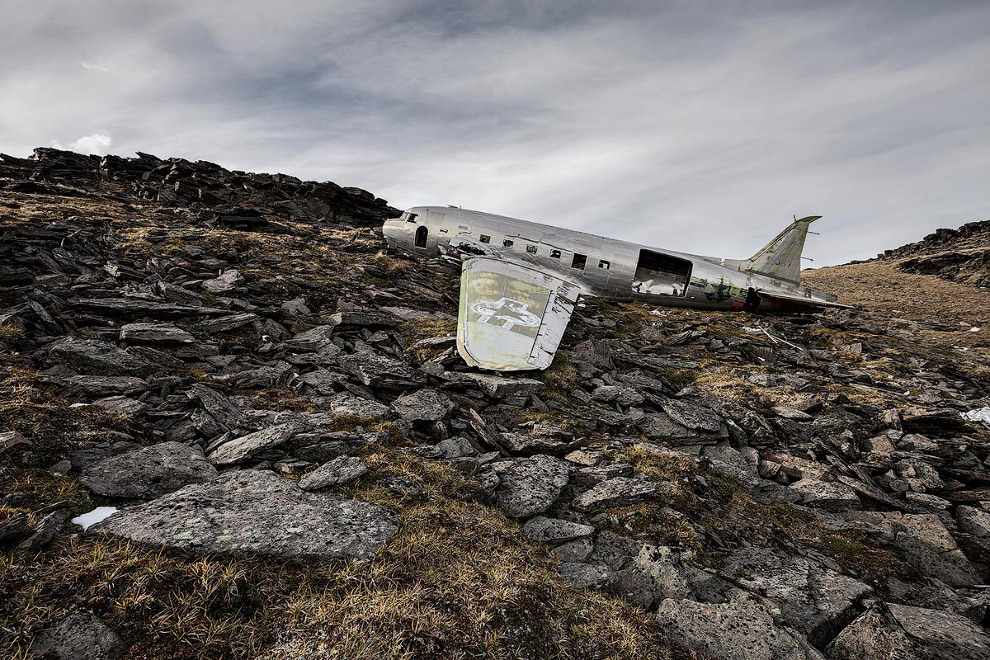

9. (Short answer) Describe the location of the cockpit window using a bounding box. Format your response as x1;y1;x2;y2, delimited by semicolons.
403;211;418;223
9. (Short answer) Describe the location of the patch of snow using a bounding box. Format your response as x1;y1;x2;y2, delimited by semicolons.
71;506;118;530
970;327;982;333
69;402;89;408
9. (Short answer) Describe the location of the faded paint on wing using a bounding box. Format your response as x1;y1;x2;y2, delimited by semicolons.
457;257;580;371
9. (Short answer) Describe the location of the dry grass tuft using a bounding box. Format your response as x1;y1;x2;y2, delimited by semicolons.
1;449;688;660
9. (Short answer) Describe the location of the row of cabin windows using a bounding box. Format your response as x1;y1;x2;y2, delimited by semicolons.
475;234;608;270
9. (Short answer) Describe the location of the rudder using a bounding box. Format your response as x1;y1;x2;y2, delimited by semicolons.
746;215;821;284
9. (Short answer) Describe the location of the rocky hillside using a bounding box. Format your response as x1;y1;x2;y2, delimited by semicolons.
2;149;990;660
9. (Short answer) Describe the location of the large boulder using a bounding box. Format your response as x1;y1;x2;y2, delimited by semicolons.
721;547;871;647
828;601;990;660
491;455;570;519
80;441;218;499
95;470;398;561
32;612;122;660
656;598;825;660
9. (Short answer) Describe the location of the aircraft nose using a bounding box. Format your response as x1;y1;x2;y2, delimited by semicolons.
382;219;406;248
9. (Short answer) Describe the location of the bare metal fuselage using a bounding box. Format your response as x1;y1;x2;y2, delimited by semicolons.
383;206;837;311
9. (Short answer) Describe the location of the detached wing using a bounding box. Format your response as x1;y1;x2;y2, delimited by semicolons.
456;257;583;371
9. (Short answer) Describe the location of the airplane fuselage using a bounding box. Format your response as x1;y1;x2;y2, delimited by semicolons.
383;206;836;312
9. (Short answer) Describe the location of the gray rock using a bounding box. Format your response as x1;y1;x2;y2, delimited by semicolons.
588;530;644;571
656;598;826;660
611;544;694;609
95;470;398;561
326;311;396;328
788;478;861;511
0;430;29;454
61;375;149;397
499;432;567;456
32;612;122;660
119;322;195;344
895;513;981;586
571;476;658;513
298;369;348;395
572;462;634;486
329;393;391;419
552;537;594;562
459;372;544;398
659;398;723;432
557;562;615;589
391;388;455;422
286;325;336;351
722;547;871;647
202;269;244;293
828;601;990;660
592;385;645;407
189;383;250;432
339;352;426;390
299;456;368;490
91;396;148;416
491;455;570;519
208;423;300;466
48;338;156;377
958;505;990;556
80;441;218;499
523;516;594;545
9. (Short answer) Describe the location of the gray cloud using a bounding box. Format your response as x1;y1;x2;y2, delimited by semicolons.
1;0;988;264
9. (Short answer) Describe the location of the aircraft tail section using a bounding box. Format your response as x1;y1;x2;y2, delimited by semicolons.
746;215;821;284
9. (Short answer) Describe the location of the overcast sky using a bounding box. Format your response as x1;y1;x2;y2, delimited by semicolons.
2;1;988;265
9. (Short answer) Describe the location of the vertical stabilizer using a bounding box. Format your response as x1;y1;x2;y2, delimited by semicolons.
746;215;821;284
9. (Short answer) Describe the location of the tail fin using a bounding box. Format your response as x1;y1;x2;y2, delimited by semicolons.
746;215;821;284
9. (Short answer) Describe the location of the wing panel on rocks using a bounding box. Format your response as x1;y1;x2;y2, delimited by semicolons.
456;257;582;371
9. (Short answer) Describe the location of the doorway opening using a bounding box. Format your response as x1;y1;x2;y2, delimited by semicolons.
632;250;692;297
414;225;428;248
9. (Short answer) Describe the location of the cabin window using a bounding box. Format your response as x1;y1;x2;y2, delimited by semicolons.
415;225;428;248
549;249;561;258
480;234;490;243
632;249;692;297
526;245;537;254
571;253;587;270
598;260;610;270
503;239;514;248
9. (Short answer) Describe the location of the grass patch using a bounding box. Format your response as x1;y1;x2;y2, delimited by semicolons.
1;450;689;660
597;444;910;588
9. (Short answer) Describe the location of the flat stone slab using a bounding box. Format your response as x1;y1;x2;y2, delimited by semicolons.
657;598;825;660
572;476;658;513
391;388;455;422
299;456;368;490
95;470;398;561
829;601;990;660
208;423;299;466
80;441;218;499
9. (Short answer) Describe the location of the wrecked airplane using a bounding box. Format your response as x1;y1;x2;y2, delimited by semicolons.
383;207;846;371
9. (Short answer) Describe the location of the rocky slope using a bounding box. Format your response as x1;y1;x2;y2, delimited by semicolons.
2;148;990;660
